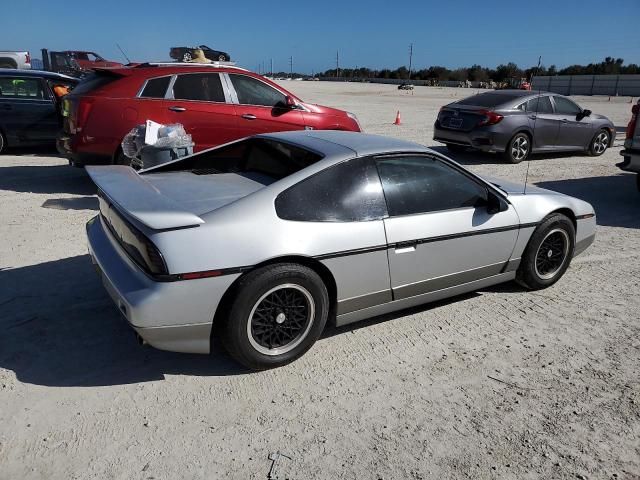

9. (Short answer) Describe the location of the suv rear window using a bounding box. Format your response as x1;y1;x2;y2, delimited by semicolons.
140;76;171;98
72;73;119;95
456;93;519;108
173;73;225;102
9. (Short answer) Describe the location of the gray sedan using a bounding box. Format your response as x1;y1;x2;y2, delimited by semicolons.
434;90;615;163
86;131;596;370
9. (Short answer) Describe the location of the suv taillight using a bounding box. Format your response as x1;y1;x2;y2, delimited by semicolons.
626;104;639;140
477;110;504;126
75;98;94;133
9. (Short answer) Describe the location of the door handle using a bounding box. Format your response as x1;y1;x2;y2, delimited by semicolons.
395;241;417;254
168;106;186;112
241;113;257;120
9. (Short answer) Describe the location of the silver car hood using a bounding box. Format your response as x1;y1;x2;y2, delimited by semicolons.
482;175;560;196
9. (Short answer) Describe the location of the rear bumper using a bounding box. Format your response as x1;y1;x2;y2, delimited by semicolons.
618;149;640;173
86;215;240;354
57;133;112;166
433;123;509;153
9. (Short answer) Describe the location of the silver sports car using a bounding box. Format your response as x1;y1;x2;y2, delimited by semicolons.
86;131;596;369
434;90;616;163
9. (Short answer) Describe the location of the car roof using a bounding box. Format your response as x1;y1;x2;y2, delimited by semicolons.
102;63;248;77
257;130;432;157
0;68;79;81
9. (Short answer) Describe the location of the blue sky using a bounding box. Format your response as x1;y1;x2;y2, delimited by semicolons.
4;0;639;73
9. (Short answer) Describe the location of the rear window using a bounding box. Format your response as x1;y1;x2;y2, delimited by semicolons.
456;93;519;108
71;73;119;95
153;138;323;184
140;76;171;98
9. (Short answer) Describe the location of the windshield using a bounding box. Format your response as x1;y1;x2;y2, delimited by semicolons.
151;138;323;184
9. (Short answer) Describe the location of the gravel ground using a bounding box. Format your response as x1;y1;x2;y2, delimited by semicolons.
1;84;638;479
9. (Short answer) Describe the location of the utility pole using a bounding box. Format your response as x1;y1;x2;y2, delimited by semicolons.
270;58;273;77
289;56;293;78
336;50;340;78
408;43;413;80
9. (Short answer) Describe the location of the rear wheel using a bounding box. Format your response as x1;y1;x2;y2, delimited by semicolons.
182;52;192;62
503;132;531;163
0;131;6;154
516;213;575;290
589;129;610;156
217;54;226;61
221;264;329;370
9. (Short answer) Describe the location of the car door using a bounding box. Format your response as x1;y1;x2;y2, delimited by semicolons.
0;76;58;143
225;73;305;135
163;72;240;151
274;156;392;316
375;154;520;300
520;95;558;150
551;96;594;149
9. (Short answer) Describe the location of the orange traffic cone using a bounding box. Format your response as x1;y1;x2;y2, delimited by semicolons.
394;111;402;125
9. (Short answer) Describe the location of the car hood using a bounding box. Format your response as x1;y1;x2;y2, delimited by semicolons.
482;175;560;196
301;102;348;116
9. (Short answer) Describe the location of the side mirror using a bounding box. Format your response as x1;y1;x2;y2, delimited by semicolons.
285;95;297;108
486;190;508;215
582;109;592;117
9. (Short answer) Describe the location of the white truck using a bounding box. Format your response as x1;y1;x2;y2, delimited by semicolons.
618;99;640;191
0;51;32;69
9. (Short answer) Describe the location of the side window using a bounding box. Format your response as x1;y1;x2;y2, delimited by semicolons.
172;73;225;102
553;96;582;115
140;77;171;98
275;157;387;222
229;74;286;107
0;78;46;99
524;96;553;114
376;156;487;216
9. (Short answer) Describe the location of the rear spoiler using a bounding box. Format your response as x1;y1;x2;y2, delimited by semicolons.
86;166;204;230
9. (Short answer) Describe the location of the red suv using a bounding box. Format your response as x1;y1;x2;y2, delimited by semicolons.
58;64;362;166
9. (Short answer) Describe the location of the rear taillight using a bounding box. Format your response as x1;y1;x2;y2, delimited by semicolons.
75;98;94;133
477;110;503;126
25;52;31;65
626;104;639;140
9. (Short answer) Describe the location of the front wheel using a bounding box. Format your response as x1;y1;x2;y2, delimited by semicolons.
589;129;610;156
221;264;329;370
503;132;531;163
516;213;575;290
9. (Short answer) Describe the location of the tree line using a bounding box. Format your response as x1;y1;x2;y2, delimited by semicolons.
310;57;639;81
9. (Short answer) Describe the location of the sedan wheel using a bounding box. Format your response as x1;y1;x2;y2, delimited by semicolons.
516;213;575;290
221;264;329;370
182;52;192;62
589;129;610;156
504;133;530;164
0;132;5;154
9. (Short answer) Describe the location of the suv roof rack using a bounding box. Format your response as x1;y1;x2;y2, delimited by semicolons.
135;61;247;71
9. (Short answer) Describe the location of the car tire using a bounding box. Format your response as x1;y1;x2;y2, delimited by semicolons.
182;52;192;62
503;132;531;164
218;55;226;61
0;131;6;154
516;213;575;290
446;143;466;153
588;129;610;156
221;263;329;370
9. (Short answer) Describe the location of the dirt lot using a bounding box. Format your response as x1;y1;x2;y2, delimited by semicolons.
1;83;638;479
